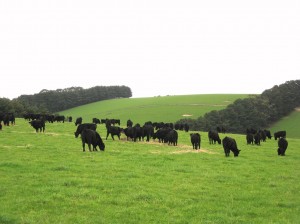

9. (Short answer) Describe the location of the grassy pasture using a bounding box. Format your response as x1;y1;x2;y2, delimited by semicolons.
1;119;299;223
60;94;249;124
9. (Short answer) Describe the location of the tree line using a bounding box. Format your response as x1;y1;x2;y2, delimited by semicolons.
176;80;300;133
0;85;132;116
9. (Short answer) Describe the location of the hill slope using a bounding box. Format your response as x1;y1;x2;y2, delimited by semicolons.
60;94;249;125
60;94;300;138
269;108;300;139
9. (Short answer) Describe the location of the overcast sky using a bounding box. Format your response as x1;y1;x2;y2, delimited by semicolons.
0;0;299;99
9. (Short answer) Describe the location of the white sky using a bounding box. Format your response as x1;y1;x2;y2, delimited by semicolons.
0;0;299;99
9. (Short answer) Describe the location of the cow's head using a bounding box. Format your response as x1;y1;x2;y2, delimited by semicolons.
99;142;105;151
74;132;79;138
234;149;241;157
217;139;221;144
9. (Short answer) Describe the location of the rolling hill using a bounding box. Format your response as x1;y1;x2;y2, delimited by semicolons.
60;94;300;138
59;94;249;125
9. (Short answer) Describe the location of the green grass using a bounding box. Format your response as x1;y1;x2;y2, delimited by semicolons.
60;94;249;125
269;109;300;139
1;119;299;223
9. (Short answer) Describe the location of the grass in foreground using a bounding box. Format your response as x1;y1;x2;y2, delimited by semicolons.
0;119;299;223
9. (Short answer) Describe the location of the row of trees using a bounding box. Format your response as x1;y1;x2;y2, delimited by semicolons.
176;80;300;133
0;85;132;116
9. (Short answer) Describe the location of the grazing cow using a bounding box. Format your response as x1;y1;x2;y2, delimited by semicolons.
264;129;272;139
254;132;261;145
222;136;240;157
123;127;135;141
75;117;83;126
106;126;122;140
259;130;266;142
274;131;286;140
153;127;172;143
164;130;178;146
277;137;288;156
190;133;201;150
29;120;45;132
246;133;254;145
208;130;221;144
75;123;97;138
81;129;105;152
54;115;65;123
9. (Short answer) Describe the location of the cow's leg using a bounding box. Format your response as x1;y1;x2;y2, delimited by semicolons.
93;145;98;151
106;131;109;140
111;134;115;140
88;143;92;152
82;143;86;152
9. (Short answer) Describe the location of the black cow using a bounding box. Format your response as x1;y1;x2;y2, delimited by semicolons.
143;124;154;142
264;129;272;139
75;123;97;138
75;117;83;126
133;124;143;142
81;129;105;152
106;126;122;140
164;130;178;146
246;133;254;145
259;130;266;142
29;120;45;132
153;128;172;143
190;133;201;150
208;130;221;144
54;115;65;123
277;137;288;156
254;132;261;145
184;123;189;132
92;118;101;124
123;127;135;141
127;119;133;127
222;136;240;157
274;131;286;140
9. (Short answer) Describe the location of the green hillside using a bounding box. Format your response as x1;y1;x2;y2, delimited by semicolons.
60;94;300;139
60;94;249;125
269;108;300;139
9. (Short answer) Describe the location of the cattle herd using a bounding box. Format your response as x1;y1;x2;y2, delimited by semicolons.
72;117;288;157
0;113;289;157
